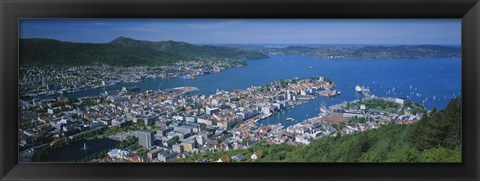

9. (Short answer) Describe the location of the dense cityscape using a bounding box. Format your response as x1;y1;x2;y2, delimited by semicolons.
20;58;430;162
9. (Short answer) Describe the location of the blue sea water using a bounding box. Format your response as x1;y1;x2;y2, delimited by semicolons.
57;55;461;127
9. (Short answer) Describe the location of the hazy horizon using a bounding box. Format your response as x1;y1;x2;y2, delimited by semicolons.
20;19;461;45
20;36;461;47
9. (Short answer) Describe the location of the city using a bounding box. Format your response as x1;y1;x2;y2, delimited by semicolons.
20;69;427;162
18;19;461;163
20;59;245;98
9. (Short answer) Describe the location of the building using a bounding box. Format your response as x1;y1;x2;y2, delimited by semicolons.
157;150;178;162
107;149;130;159
155;121;168;128
144;116;158;126
172;144;184;153
197;118;213;126
206;106;220;115
231;154;245;162
181;137;197;152
47;107;61;114
395;98;405;105
251;150;263;160
147;148;163;160
185;116;197;123
217;155;230;162
157;127;173;136
261;106;271;115
135;130;155;149
166;130;190;139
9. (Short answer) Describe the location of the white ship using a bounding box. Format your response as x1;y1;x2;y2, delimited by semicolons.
320;101;328;113
260;113;272;119
355;85;362;92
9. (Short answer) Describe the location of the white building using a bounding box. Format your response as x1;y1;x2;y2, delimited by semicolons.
107;149;130;159
395;98;405;105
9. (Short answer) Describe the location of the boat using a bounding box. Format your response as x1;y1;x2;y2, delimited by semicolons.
122;86;140;92
327;93;335;98
320;101;328;113
81;142;88;151
326;90;339;98
355;85;362;92
260;113;272;119
320;106;328;113
286;117;295;121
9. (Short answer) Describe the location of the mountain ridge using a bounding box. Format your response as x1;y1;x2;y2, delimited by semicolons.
19;37;268;67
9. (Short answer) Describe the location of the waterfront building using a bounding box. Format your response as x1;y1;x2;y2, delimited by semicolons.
395;98;405;105
107;149;130;159
261;106;271;115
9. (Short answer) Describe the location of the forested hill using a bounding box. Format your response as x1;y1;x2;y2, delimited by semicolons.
260;45;461;60
19;37;267;67
182;97;462;162
109;37;268;60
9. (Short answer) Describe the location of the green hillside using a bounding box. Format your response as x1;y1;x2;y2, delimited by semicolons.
110;37;268;60
182;97;462;162
19;37;267;67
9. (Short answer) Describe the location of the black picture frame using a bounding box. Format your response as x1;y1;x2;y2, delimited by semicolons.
1;0;479;180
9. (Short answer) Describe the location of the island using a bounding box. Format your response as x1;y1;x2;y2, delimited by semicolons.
259;45;461;60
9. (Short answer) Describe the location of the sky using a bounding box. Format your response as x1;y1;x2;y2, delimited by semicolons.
19;19;461;45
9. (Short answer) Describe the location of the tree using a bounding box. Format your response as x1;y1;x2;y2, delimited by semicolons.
420;147;461;162
410;97;461;151
136;119;145;125
172;136;180;144
177;106;186;112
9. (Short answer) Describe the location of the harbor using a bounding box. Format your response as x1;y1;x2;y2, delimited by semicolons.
20;55;461;162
